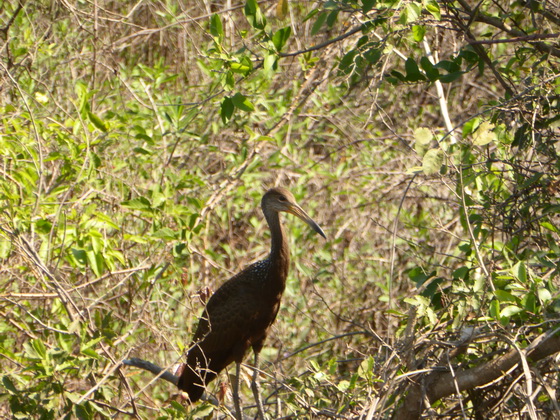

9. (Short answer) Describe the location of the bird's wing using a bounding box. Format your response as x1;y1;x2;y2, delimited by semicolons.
191;271;260;363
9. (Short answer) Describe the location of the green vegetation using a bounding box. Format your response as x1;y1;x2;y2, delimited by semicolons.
1;0;559;418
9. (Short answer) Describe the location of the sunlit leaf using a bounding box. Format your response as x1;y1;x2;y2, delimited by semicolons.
414;127;433;145
501;305;523;318
412;25;426;42
425;0;441;20
473;121;495;146
538;288;552;302
422;148;443;175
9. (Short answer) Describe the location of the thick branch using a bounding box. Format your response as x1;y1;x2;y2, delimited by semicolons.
392;330;560;420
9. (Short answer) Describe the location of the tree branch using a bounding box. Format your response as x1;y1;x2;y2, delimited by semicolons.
454;0;560;58
467;33;560;44
392;329;560;420
280;25;364;57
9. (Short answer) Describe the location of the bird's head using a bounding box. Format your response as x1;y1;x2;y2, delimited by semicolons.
262;187;326;239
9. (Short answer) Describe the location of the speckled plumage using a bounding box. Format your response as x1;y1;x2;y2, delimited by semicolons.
177;188;325;403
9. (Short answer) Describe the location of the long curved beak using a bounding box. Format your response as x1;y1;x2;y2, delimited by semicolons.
287;204;327;239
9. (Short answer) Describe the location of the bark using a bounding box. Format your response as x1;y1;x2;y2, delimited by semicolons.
392;330;560;420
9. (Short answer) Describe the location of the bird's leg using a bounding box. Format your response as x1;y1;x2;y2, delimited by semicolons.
251;352;267;420
233;362;243;420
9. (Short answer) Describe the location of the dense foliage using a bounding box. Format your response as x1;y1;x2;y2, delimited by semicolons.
1;0;559;418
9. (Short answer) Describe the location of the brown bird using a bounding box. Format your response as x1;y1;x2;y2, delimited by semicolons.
178;187;326;419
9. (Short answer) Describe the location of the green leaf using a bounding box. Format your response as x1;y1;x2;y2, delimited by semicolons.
223;70;235;90
337;379;350;392
133;146;152;155
362;0;377;13
302;9;319;23
87;249;104;276
425;0;441;20
87;111;107;132
210;14;223;39
231;92;255;112
245;0;267;30
405;58;425;82
81;336;104;350
35;91;49;104
32;339;48;360
540;220;558;232
311;12;328;35
538;287;552;302
94;213;119;230
462;117;480;137
364;47;381;64
490;299;500;318
516;261;527;283
0;237;11;259
230;61;252;74
412;25;426;42
501;305;523;318
263;53;277;71
400;3;421;24
524;292;536;313
338;50;358;76
35;218;53;235
71;249;87;267
438;71;464;83
422;148;443;175
435;59;461;73
2;376;18;394
152;227;177;240
121;197;152;211
221;96;235;123
326;10;339;27
420;56;440;81
494;289;517;303
272;26;291;52
81;348;102;359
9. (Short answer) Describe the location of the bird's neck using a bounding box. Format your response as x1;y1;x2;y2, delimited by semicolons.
265;211;290;291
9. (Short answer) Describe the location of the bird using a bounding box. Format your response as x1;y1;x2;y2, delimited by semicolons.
177;187;326;419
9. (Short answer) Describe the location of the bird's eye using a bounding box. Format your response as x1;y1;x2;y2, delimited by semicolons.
278;195;287;201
